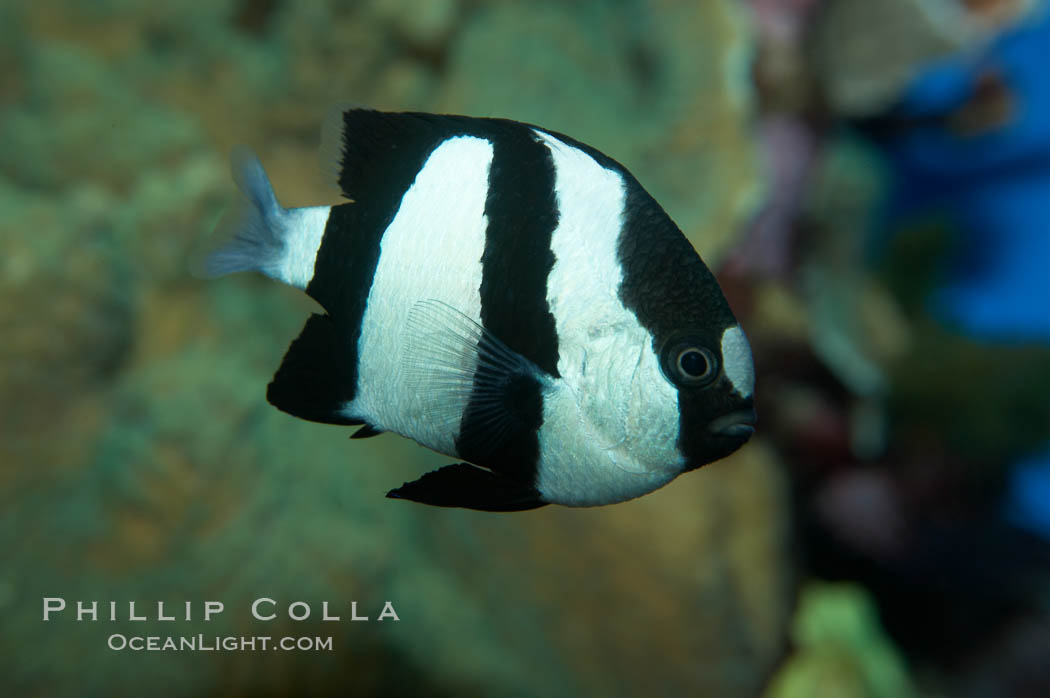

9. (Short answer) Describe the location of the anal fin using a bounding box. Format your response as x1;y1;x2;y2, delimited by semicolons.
267;313;361;425
387;463;547;512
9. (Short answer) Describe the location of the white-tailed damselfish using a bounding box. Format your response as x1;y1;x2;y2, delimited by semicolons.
204;107;756;511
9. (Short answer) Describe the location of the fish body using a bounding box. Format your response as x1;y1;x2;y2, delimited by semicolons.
206;107;755;510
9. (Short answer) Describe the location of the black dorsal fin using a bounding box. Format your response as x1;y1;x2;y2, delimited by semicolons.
319;106;478;203
387;463;547;512
266;313;361;425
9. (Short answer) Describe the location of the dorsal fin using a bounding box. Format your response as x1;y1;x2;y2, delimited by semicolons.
318;106;472;201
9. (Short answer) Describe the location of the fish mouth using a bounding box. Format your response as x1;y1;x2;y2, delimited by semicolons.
708;409;756;438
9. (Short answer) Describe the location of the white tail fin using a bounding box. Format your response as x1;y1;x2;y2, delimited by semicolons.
198;146;285;279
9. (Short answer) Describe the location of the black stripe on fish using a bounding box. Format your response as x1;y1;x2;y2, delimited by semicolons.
324;109;463;210
615;181;744;469
322;108;562;486
526;124;732;338
266;312;362;425
616;184;731;339
531;123;749;467
479;127;560;376
305;111;467;408
455;126;560;485
277;203;383;415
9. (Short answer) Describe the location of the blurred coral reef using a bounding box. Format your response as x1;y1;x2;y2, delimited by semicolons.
742;1;1050;696
765;582;916;698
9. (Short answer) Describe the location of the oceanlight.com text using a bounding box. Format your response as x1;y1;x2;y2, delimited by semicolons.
107;633;334;652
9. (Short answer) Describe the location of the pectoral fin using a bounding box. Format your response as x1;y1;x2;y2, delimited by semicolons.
386;463;547;512
400;299;552;474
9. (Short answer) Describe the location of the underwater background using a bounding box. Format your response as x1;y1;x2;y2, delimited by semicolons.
2;0;1048;696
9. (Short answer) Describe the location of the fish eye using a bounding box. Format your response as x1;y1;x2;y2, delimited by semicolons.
677;348;713;379
660;337;719;388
